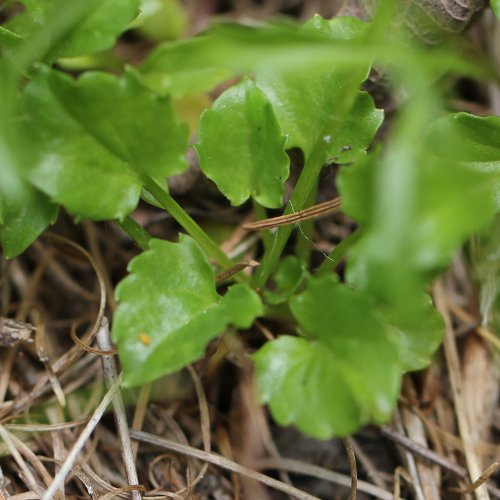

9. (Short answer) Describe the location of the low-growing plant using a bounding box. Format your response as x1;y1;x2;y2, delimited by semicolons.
1;0;500;439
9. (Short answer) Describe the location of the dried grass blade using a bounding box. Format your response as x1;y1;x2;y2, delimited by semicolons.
130;430;320;500
243;198;342;231
42;373;123;500
96;319;142;500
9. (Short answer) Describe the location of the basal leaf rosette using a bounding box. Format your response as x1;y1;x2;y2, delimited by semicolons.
113;236;263;387
21;66;189;221
253;275;401;438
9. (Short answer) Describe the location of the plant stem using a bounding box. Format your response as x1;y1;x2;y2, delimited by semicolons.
294;181;318;264
116;216;152;251
315;228;362;276
143;177;233;269
253;68;368;289
253;138;328;288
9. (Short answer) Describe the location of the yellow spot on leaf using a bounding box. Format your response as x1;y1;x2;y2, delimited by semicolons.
138;332;151;345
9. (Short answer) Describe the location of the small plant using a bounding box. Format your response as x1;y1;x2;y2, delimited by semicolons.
1;0;500;439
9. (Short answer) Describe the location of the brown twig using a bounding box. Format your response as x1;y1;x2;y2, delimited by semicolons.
216;259;260;283
343;437;358;500
400;378;441;498
34;310;66;408
434;281;490;500
392;410;425;500
381;426;466;477
454;463;499;494
0;235;106;421
130;430;321;500
70;322;117;356
82;221;117;312
243;197;342;231
42;374;123;500
182;365;211;494
257;457;396;500
349;437;389;490
447;301;500;350
4;419;87;432
96;319;142;500
0;425;46;497
381;426;500;498
131;382;152;461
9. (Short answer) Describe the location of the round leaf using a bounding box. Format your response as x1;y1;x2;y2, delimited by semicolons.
113;236;263;387
254;275;401;438
254;336;364;438
256;17;376;161
195;78;289;208
21;66;189;220
381;296;444;372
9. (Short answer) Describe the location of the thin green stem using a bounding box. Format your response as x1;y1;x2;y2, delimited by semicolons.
143;177;233;269
253;72;364;289
315;228;362;277
253;139;328;288
294;181;318;263
116;216;152;251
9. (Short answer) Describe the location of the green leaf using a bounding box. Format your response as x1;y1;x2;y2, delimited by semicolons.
426;112;500;176
141;65;232;96
0;180;58;258
340;110;500;312
113;236;263;387
138;15;485;99
255;17;376;160
254;275;400;438
0;26;22;50
414;158;499;268
0;141;57;258
195;78;289;208
132;0;188;42
0;61;57;257
414;112;500;269
381;296;444;372
491;0;500;18
472;216;500;329
9;0;139;58
139;15;369;97
263;255;308;305
337;106;500;383
329;92;384;164
21;66;189;220
336;153;376;225
302;14;368;40
254;337;364;439
139;16;372;99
